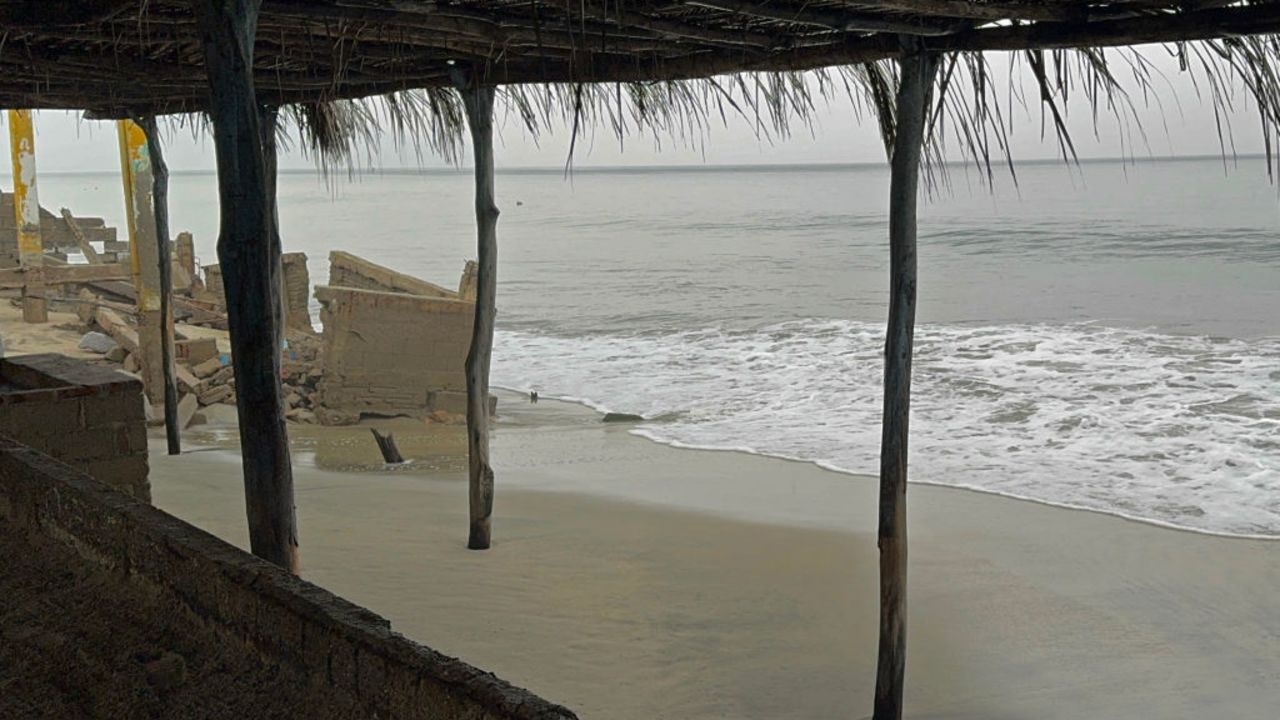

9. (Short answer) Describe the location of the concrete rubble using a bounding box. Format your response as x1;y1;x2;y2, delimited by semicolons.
5;196;486;429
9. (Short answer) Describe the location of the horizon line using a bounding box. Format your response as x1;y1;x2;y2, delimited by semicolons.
18;152;1271;177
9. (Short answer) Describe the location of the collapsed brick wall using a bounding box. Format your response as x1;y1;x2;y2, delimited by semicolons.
203;252;309;328
0;437;577;720
315;286;473;423
0;354;149;501
282;252;312;332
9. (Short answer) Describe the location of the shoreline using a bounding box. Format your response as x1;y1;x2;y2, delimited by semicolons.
150;398;1280;719
494;387;1280;542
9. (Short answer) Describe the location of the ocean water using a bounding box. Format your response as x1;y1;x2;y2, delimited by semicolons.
33;158;1280;536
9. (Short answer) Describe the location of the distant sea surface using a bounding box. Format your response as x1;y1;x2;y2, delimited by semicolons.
38;158;1280;536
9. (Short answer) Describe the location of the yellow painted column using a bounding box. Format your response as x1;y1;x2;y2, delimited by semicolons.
117;119;165;406
8;109;48;323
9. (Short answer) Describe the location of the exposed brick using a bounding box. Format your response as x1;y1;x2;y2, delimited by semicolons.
0;426;576;720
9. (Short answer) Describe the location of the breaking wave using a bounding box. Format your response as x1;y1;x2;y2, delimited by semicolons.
494;321;1280;537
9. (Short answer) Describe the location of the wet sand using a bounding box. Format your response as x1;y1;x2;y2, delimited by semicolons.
150;395;1280;719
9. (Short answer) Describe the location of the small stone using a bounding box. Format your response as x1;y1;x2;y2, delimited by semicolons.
602;412;645;423
123;352;140;373
77;331;117;354
105;346;127;363
143;651;188;694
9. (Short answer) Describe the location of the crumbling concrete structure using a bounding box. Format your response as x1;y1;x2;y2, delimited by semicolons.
0;353;148;500
314;252;484;425
1;191;122;267
203;251;312;332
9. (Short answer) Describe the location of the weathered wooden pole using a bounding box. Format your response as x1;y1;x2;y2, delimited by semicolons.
7;109;48;324
873;44;938;720
136;116;181;455
453;71;499;550
117;120;167;413
257;104;286;340
190;0;298;572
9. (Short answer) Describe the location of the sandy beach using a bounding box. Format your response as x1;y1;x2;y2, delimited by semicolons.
148;392;1280;720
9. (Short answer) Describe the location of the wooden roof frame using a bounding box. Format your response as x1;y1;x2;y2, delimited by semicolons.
1;1;1279;117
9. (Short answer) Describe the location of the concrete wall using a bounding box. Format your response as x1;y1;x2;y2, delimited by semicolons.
0;437;576;720
203;252;309;327
282;251;312;332
328;250;460;299
0;354;149;501
315;285;473;423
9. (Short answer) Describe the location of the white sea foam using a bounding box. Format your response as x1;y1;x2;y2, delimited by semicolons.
494;321;1280;537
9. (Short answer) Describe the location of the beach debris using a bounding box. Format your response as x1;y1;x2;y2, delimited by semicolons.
93;306;140;355
602;412;644;423
191;357;223;379
176;393;199;430
369;428;405;464
176;337;218;366
77;331;117;354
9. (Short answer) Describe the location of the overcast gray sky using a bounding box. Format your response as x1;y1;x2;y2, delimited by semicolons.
2;48;1271;175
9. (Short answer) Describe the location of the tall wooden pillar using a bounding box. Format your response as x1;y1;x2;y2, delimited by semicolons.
7;109;47;324
454;72;499;550
136;116;182;455
117;120;167;410
191;0;298;572
873;46;938;720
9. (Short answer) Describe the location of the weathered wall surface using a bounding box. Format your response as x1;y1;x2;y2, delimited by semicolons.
204;252;309;329
0;437;576;720
282;251;312;332
315;285;473;422
329;250;460;299
0;354;149;501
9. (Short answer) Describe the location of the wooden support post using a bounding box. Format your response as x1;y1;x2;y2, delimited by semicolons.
190;0;298;573
453;72;499;551
137;116;182;455
873;46;938;720
7;109;47;323
117;119;169;413
258;105;286;341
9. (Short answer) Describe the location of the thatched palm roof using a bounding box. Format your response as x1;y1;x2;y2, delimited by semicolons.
2;1;1279;117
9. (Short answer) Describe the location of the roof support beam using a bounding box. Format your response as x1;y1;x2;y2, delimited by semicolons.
136;115;183;456
190;0;299;574
453;69;500;552
873;40;938;720
683;0;966;36
6;109;47;323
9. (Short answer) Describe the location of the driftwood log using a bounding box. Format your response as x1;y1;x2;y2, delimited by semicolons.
873;45;938;720
369;429;405;464
191;0;298;573
455;71;499;551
